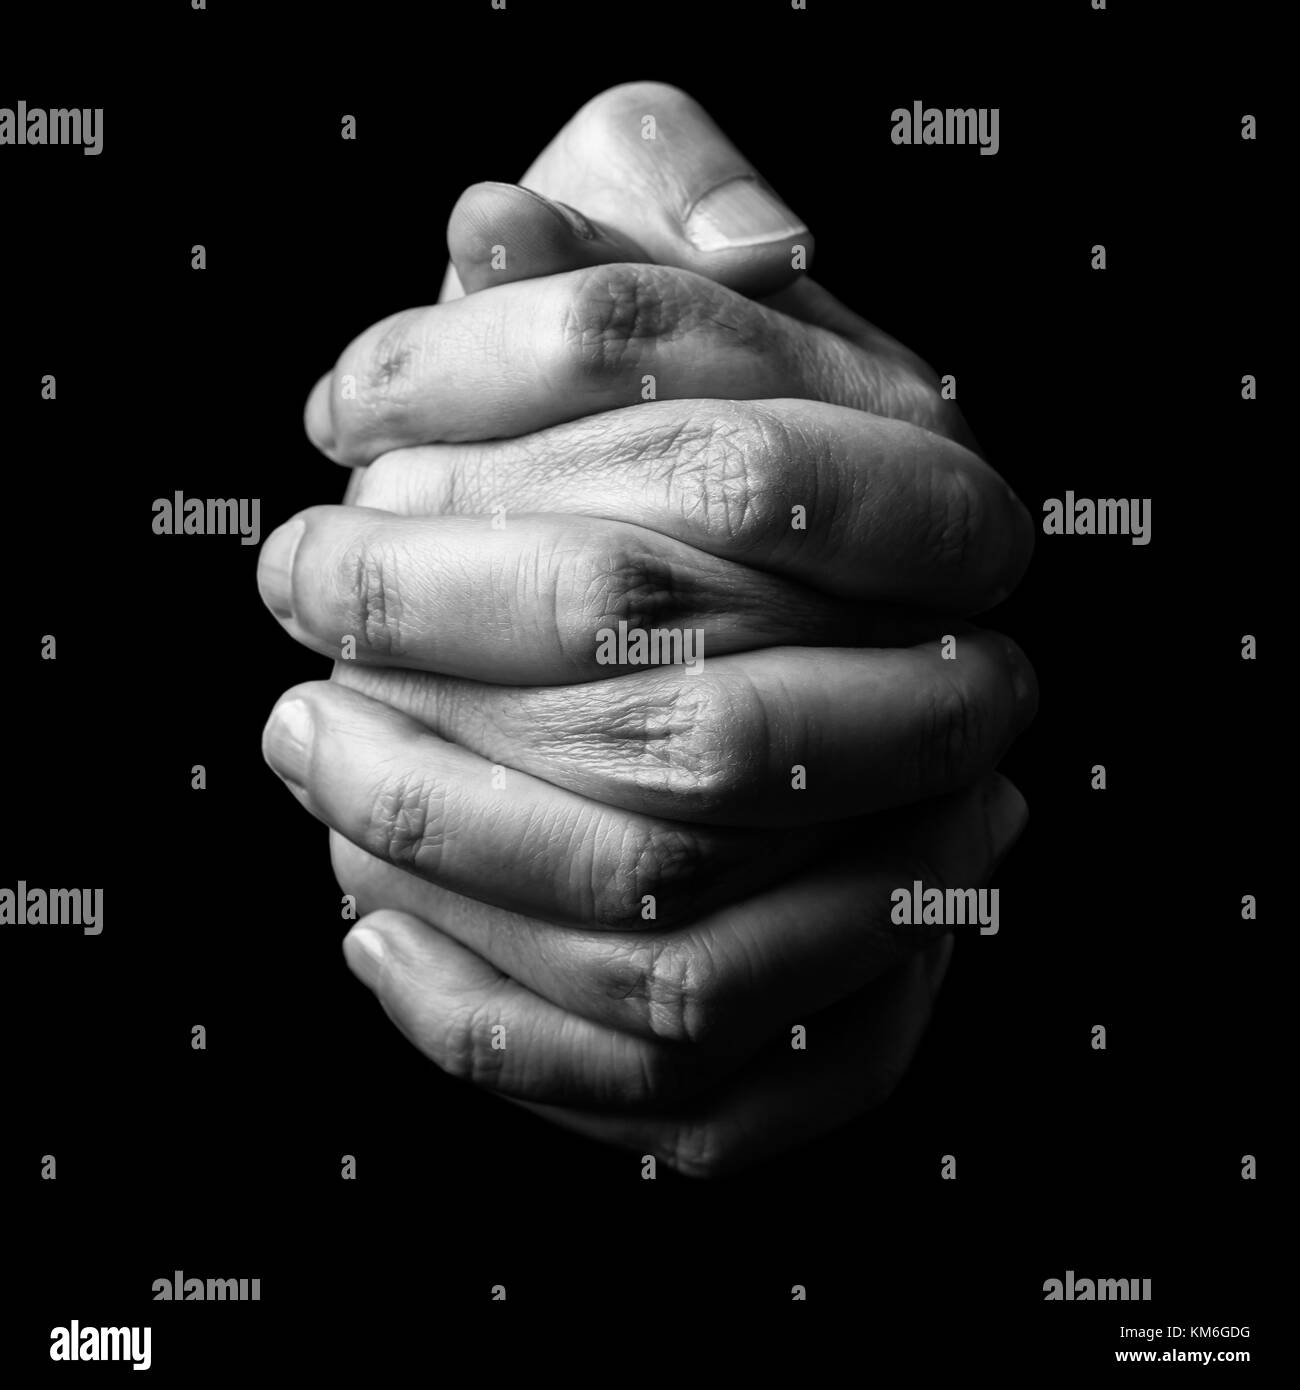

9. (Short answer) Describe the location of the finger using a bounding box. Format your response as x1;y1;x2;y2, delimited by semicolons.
347;398;1033;610
507;944;945;1178
443;198;944;408
331;772;1027;1050
327;635;1037;827
262;680;822;931
518;81;811;298
255;503;889;684
342;908;721;1107
440;194;976;446
448;181;647;294
303;263;957;466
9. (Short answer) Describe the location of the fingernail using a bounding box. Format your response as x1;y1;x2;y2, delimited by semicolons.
263;698;314;792
984;774;1029;865
550;198;598;240
257;518;305;621
345;926;387;990
1002;637;1037;721
512;184;598;240
684;177;808;252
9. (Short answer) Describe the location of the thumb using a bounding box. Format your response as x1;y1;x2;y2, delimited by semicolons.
520;80;812;297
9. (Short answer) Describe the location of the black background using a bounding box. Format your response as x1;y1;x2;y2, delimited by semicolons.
3;1;1275;1374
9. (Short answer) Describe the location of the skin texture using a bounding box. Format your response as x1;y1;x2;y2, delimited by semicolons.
317;636;1033;827
332;400;1025;607
262;83;1037;1176
302;260;971;463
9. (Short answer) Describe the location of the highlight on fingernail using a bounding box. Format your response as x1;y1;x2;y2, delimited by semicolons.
345;926;387;989
257;517;305;622
684;177;808;252
262;697;314;792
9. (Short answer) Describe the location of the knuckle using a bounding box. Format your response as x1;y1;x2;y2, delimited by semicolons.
594;820;708;930
915;674;988;794
437;996;508;1088
363;309;424;400
672;403;788;552
513;674;766;821
366;773;447;877
565;536;680;657
562;263;681;379
606;934;719;1046
622;676;760;818
330;311;425;456
341;535;406;657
